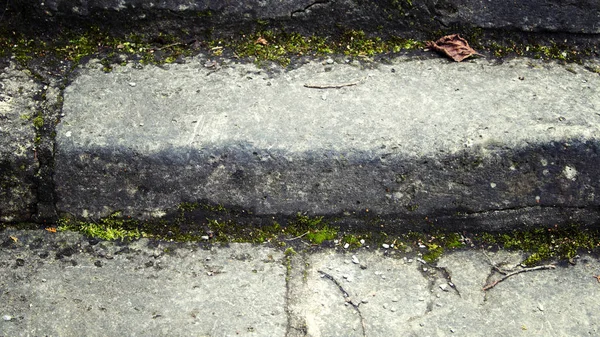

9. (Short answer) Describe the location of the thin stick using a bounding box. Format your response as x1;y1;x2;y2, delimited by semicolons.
155;42;183;51
304;76;367;89
483;264;556;291
285;231;309;241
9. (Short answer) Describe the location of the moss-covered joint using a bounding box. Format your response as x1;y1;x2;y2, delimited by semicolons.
44;201;600;267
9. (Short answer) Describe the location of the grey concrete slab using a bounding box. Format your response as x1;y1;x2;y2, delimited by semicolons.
0;230;287;337
288;249;600;337
55;56;600;229
0;64;41;222
2;230;599;336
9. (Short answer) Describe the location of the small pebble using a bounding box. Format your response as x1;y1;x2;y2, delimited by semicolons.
360;239;365;245
422;267;428;272
407;259;413;263
382;244;390;249
538;303;544;312
359;264;367;270
343;243;350;249
391;308;397;312
392;298;398;302
361;299;369;304
343;274;349;279
326;58;334;64
351;255;359;264
2;315;11;321
128;82;136;87
383;303;388;309
440;284;449;292
201;236;209;240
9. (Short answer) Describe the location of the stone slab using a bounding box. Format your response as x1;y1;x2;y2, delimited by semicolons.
55;56;600;229
0;231;287;336
17;0;600;34
0;64;41;222
289;249;600;336
2;230;599;336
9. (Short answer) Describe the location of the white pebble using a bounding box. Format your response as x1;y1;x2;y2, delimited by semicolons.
2;315;11;321
382;243;390;249
343;243;350;249
360;239;365;245
351;255;359;264
128;82;136;87
201;236;209;240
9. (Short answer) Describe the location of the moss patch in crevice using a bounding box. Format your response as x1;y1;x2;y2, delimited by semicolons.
35;203;600;267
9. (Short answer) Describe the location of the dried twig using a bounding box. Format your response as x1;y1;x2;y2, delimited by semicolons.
155;42;183;51
285;231;309;241
304;76;367;89
483;265;556;291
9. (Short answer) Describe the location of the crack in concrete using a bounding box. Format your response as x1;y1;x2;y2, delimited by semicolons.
290;0;330;18
317;270;366;337
434;265;461;298
461;204;589;217
284;254;309;337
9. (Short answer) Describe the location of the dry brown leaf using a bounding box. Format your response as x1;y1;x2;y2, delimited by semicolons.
255;37;268;46
45;227;57;233
426;34;481;62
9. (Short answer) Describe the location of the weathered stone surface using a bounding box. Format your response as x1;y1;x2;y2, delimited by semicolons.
431;0;600;34
55;56;600;229
0;64;41;222
13;0;600;35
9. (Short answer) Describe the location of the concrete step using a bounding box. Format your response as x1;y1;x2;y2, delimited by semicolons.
48;55;600;230
1;229;599;336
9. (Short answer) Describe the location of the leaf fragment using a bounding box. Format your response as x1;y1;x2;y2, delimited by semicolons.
426;34;482;62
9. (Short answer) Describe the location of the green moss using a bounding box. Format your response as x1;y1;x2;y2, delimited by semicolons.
57;212;142;241
423;243;443;263
32;115;44;129
342;234;363;248
485;225;600;266
284;247;297;256
289;213;338;244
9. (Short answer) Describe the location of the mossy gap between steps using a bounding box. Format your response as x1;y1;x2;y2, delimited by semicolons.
6;201;595;267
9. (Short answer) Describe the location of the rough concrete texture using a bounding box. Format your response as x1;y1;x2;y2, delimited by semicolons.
0;230;287;336
19;0;600;34
0;65;41;222
2;230;600;336
55;56;600;229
